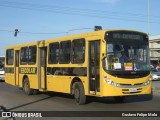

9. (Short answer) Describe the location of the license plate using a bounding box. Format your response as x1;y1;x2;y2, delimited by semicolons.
129;88;137;92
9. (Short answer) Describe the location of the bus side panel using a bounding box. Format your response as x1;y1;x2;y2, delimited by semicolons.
5;68;15;86
47;76;88;94
47;76;70;93
5;49;15;86
18;74;38;89
65;77;88;94
80;77;88;95
18;74;23;87
28;75;38;89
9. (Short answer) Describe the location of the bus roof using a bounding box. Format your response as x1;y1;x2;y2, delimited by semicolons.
5;29;147;49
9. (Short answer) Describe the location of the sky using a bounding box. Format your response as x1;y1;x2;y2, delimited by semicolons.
0;0;159;56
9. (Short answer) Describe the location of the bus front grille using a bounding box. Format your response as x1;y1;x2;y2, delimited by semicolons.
119;83;144;88
122;88;142;94
122;91;142;94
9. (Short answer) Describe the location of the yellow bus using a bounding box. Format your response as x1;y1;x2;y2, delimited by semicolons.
5;29;152;104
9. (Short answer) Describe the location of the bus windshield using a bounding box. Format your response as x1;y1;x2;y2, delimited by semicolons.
104;31;150;72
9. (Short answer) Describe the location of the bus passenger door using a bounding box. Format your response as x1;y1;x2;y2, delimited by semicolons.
38;47;47;90
89;40;100;94
15;50;19;85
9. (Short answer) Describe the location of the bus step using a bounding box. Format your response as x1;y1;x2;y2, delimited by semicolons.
39;88;47;92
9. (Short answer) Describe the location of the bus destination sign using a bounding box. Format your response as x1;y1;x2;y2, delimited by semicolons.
113;33;143;40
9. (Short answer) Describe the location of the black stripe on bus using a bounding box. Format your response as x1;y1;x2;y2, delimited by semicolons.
47;67;87;76
5;67;14;73
106;71;150;79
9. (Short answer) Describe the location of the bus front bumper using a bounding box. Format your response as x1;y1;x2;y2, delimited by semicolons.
102;78;152;97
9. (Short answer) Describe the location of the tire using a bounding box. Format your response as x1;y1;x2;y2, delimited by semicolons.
19;87;23;90
23;78;34;95
73;82;86;105
114;96;125;103
148;90;153;100
33;89;39;95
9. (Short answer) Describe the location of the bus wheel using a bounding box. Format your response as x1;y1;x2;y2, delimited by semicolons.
33;89;39;95
73;82;86;105
23;78;34;95
114;96;125;103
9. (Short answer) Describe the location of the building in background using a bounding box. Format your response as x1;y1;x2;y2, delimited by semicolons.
149;35;160;68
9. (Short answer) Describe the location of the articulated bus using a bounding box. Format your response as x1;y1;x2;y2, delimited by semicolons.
5;29;152;104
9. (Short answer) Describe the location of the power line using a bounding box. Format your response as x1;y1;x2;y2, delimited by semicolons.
0;4;159;24
0;29;67;35
0;28;93;35
0;1;160;24
0;29;14;32
1;0;160;18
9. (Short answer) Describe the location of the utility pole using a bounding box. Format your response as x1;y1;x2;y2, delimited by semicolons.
148;0;150;35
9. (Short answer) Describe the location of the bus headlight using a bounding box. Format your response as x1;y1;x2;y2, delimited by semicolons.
149;76;152;81
104;76;120;87
143;80;151;86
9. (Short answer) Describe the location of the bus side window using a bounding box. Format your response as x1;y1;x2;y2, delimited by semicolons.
72;38;85;64
48;42;59;64
6;49;14;65
20;47;28;65
59;40;71;64
28;46;37;64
